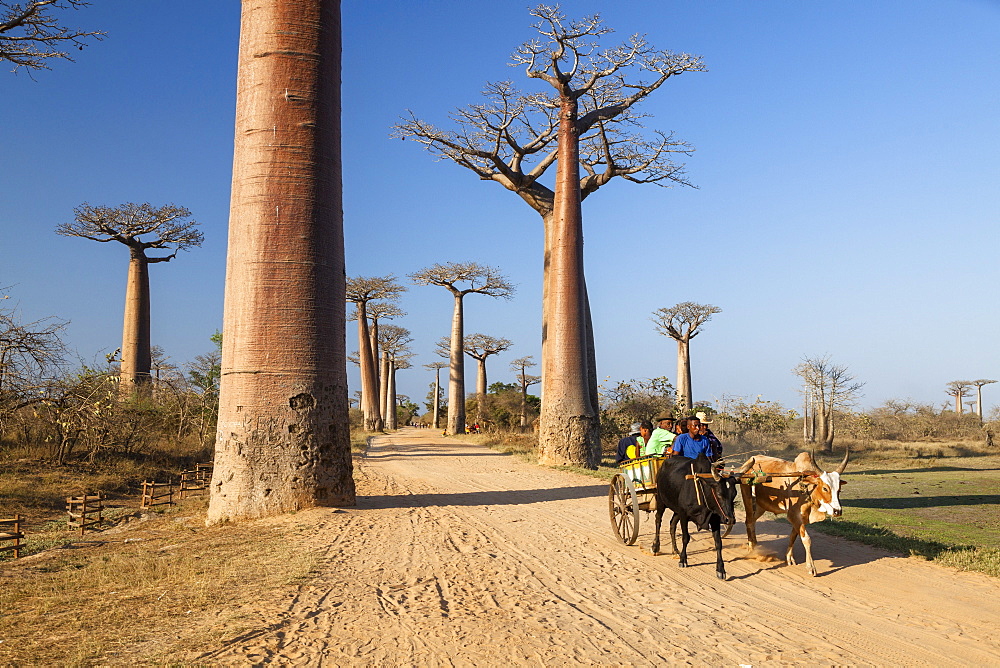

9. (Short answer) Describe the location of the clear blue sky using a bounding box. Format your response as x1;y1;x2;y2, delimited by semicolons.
2;1;998;416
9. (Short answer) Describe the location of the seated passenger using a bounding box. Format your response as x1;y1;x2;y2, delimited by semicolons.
645;413;676;456
670;416;716;461
695;411;723;460
615;420;654;463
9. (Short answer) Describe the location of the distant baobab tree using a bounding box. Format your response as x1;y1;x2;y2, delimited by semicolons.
396;6;704;467
651;302;721;412
208;0;354;524
57;202;203;394
945;381;973;414
346;276;404;432
0;0;104;72
971;379;997;420
410;262;514;435
510;355;540;428
464;333;512;425
377;324;412;431
424;360;448;429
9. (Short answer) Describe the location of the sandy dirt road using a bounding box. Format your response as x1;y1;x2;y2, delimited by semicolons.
194;428;1000;667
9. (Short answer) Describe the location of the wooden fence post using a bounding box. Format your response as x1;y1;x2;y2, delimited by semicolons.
0;515;25;559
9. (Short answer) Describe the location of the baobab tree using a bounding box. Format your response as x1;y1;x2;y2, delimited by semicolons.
945;380;973;414
378;324;412;430
971;379;997;420
410;262;514;435
57;202;203;394
424;360;448;429
0;0;103;72
794;356;864;453
510;355;541;429
358;300;405;424
395;6;704;467
208;0;354;524
650;302;721;412
464;333;512;426
346;276;404;431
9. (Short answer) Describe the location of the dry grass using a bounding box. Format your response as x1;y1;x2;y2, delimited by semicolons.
0;495;323;666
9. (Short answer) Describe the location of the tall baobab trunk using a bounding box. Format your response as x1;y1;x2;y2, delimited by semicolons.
432;365;441;430
120;249;152;393
385;359;397;430
447;292;466;435
537;95;600;467
369;319;381;412
356;304;382;431
208;0;354;523
379;350;390;423
676;337;692;412
475;356;487;426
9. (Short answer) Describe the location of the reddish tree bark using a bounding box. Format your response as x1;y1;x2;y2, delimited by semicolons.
208;0;354;523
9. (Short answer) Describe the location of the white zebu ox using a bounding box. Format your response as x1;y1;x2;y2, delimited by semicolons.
738;449;849;576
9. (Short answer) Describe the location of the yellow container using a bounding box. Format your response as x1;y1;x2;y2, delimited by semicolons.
619;455;664;491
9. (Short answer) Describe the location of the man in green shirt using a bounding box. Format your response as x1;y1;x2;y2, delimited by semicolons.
645;413;676;456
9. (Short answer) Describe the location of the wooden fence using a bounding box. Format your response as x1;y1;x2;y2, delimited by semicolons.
179;462;214;499
0;515;25;558
66;494;104;535
140;481;175;509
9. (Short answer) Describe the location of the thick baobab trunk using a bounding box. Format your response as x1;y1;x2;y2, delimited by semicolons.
208;0;354;524
475;357;487;426
379;350;390;423
385;359;397;430
519;381;528;428
356;304;382;431
120;250;152;394
537;97;600;468
370;319;381;413
446;292;466;435
432;366;441;430
676;337;692;412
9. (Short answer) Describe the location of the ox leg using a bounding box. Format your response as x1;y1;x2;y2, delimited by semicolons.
669;512;680;554
678;516;690;568
741;484;762;551
800;522;817;576
710;515;726;580
651;505;665;555
785;510;802;568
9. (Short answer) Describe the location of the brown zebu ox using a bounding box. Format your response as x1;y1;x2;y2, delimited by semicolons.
739;449;849;576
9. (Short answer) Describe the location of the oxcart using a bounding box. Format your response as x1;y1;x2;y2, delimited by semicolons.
608;455;753;545
608;455;662;545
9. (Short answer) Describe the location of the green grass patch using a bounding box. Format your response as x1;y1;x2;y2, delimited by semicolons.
806;456;1000;577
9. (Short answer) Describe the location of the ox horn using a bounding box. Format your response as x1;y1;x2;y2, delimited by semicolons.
711;464;721;481
835;444;850;475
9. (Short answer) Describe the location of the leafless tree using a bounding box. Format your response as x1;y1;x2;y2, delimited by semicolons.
945;380;973;415
0;294;67;424
970;379;997;420
794;356;864;453
510;355;541;428
395;6;704;467
410;262;514;435
57;202;202;395
208;0;354;523
0;0;103;72
346;276;404;431
464;333;512;425
650;302;721;411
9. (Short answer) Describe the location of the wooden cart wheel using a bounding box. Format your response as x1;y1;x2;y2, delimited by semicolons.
609;473;640;545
